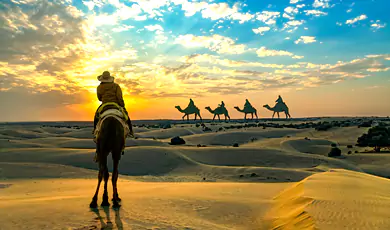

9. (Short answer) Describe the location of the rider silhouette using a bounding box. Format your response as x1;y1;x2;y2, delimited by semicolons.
275;95;284;104
188;98;195;108
244;99;252;109
219;101;225;108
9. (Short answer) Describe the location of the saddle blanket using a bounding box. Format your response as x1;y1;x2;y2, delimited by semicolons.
94;109;130;140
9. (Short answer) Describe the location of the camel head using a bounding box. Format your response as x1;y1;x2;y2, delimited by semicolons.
263;104;270;108
234;106;239;109
175;105;182;111
205;106;211;110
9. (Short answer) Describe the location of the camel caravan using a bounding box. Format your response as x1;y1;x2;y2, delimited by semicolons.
175;95;291;122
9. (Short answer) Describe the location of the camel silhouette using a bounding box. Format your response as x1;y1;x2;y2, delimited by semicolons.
175;105;202;121
263;103;291;119
234;106;258;120
205;106;231;122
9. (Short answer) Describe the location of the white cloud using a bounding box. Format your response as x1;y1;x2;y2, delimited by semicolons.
284;6;298;14
230;12;254;24
174;1;254;23
252;26;270;35
346;14;367;25
336;22;343;26
283;6;298;20
313;0;332;8
292;55;304;59
145;24;164;32
285;37;291;40
290;0;302;4
304;10;327;17
256;47;294;57
371;20;386;31
175;34;247;54
82;1;97;11
297;4;305;8
255;11;280;25
112;24;134;32
177;1;208;16
295;36;316;44
287;20;305;26
347;9;352;13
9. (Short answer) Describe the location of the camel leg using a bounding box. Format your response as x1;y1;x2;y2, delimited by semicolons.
198;113;202;122
90;163;104;208
112;158;121;208
251;113;254;120
244;113;247;120
277;112;280;119
255;112;258;119
212;114;216;121
182;114;186;121
101;159;110;206
272;112;275;119
217;114;221;122
194;113;197;121
187;114;189;121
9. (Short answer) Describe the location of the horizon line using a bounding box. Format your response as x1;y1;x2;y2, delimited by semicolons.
1;116;389;124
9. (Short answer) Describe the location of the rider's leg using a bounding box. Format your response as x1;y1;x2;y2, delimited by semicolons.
93;104;102;132
122;107;133;137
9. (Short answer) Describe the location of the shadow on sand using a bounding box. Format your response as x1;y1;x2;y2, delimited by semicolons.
89;207;123;230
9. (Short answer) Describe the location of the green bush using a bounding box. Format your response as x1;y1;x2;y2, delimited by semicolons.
356;126;390;152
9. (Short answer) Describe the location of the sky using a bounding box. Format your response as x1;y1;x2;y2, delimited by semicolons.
0;0;389;121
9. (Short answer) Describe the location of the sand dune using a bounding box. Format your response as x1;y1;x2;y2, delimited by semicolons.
266;169;390;229
0;119;389;229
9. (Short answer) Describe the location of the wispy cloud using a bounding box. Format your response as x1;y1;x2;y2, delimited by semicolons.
175;34;247;54
295;36;317;44
252;26;270;35
346;14;367;25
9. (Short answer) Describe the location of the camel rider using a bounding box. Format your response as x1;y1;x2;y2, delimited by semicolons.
188;98;195;108
244;99;252;110
93;71;133;135
276;95;284;104
219;101;225;109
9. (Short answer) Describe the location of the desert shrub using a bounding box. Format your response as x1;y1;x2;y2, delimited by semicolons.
358;120;372;128
328;147;341;157
170;136;185;145
315;122;333;131
356;126;390;152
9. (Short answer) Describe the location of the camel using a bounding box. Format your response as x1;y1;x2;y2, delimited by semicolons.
234;106;258;120
175;105;202;121
263;103;291;119
90;116;126;209
205;106;231;122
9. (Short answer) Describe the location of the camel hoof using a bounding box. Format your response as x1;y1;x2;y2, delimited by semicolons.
101;200;110;207
113;201;121;209
90;200;98;209
111;197;121;202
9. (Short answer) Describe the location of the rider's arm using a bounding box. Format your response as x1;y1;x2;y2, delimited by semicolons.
97;85;102;101
116;84;125;107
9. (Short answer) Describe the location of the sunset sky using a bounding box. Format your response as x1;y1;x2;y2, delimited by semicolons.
0;0;389;121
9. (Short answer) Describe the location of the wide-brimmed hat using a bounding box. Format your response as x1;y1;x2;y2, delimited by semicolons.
97;71;114;83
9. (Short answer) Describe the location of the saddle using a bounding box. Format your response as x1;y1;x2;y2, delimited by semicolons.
97;102;129;121
94;103;131;143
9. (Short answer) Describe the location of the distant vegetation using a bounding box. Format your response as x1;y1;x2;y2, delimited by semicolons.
356;126;390;152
